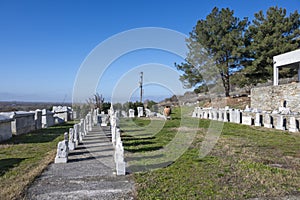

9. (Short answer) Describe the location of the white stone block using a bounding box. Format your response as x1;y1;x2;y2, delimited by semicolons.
212;110;218;121
223;110;228;122
288;117;299;132
218;110;223;121
54;134;68;164
235;110;241;124
129;109;135;118
275;115;286;130
116;161;126;175
263;114;273;128
254;113;262;126
68;128;75;151
137;107;143;117
229;109;235;123
0;115;13;141
242;116;253;125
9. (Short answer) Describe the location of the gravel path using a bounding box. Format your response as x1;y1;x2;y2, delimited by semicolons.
25;126;135;200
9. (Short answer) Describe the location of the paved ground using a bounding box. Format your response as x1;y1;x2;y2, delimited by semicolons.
25;126;135;200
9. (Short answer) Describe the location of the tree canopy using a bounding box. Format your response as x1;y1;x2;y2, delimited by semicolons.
243;6;300;85
177;6;300;95
177;7;248;97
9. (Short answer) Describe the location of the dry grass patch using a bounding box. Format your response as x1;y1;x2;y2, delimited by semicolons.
0;122;74;200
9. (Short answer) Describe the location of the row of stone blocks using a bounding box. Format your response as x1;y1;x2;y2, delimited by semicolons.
192;107;300;132
109;107;126;176
0;108;72;142
55;112;93;163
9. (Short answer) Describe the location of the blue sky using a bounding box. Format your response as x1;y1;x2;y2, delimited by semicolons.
0;0;299;103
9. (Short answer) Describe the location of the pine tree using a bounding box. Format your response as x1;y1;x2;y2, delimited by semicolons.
176;7;248;97
244;6;300;84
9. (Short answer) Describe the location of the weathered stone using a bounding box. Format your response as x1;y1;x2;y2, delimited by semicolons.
42;109;54;128
275;115;286;130
73;124;79;147
263;114;273;128
212;110;218;120
128;109;134;118
229;109;235;123
242;115;253;125
218;110;223;121
0;115;13;141
288;116;299;132
53;106;72;122
10;111;36;135
251;83;300;113
33;110;42;130
54;132;69;163
69;128;75;151
254;113;262;126
137;107;143;117
223;110;228;122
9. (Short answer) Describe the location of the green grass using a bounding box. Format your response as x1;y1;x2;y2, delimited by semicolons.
121;107;300;199
0;122;74;200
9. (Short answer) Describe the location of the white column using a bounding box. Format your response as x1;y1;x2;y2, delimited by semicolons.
298;63;300;82
273;65;279;86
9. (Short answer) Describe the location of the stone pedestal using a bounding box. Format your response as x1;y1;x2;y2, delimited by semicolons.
129;109;135;118
242;116;253;125
254;113;262;126
54;132;69;163
275;115;286;130
288;116;299;132
263;114;273;128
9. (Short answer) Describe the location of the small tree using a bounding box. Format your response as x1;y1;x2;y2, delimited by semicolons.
86;93;105;112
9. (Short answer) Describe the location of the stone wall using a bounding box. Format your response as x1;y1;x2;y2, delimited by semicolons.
0;115;13;141
251;83;300;112
11;112;36;135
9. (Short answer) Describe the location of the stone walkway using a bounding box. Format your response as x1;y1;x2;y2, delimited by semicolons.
25;126;135;200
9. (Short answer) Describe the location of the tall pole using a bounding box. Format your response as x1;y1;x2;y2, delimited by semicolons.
140;72;143;103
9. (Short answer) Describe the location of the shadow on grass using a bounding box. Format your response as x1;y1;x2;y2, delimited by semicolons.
127;160;173;173
1;123;74;145
124;145;163;153
123;140;155;146
122;136;156;141
125;153;164;162
121;129;146;133
0;158;25;176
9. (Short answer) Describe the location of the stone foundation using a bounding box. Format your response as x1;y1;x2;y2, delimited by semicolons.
251;83;300;112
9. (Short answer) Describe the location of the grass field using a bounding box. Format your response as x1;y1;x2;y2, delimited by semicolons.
0;122;74;200
120;107;300;199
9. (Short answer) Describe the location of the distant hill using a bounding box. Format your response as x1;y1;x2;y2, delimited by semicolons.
0;101;72;112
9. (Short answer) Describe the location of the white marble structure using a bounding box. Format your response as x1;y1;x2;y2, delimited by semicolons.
275;115;286;130
52;106;73;122
0;114;13;141
288;116;299;132
242;115;253;125
42;109;55;128
254;113;262;126
137;107;143;117
68;128;75;151
54;132;69;163
10;111;35;135
33;110;42;130
128;109;135;118
273;49;300;86
263;114;273;128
